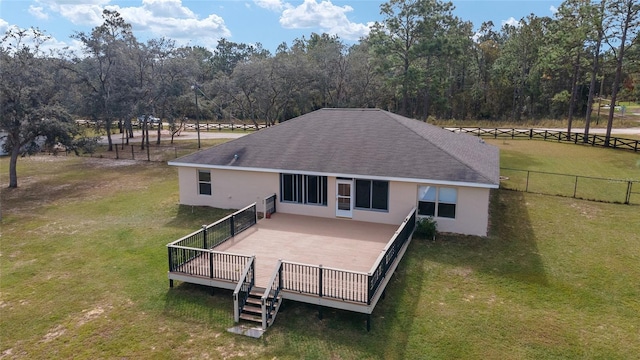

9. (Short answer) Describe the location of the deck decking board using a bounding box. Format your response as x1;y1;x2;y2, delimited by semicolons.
173;213;397;288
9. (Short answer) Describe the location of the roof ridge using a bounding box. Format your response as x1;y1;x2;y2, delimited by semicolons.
382;110;495;184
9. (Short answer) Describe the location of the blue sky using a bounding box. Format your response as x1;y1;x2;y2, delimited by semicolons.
0;0;561;54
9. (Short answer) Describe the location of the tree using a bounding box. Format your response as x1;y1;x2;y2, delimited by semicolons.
584;0;606;141
1;27;79;188
72;10;138;151
545;0;593;137
493;15;550;121
370;0;428;116
603;0;639;146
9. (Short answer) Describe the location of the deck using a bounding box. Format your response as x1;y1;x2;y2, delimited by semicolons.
167;202;416;330
214;213;398;288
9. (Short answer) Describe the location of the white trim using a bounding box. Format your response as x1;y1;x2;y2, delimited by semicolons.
168;162;499;189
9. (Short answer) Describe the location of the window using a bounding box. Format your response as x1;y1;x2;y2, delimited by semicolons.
305;175;327;205
437;187;457;218
418;186;457;218
355;179;388;211
280;174;327;205
198;170;211;195
281;174;303;203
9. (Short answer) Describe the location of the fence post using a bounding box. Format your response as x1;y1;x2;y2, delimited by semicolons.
209;251;214;279
202;225;208;249
626;181;632;204
529;129;533;139
146;144;150;161
318;265;323;298
230;215;235;237
131;145;135;160
526;171;530;192
168;247;174;273
115;145;119;159
573;176;578;198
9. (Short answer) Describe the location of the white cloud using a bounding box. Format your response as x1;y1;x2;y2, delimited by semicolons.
117;0;231;47
29;5;49;20
35;0;108;26
140;0;196;19
34;0;231;50
0;18;8;33
501;17;519;28
550;5;558;15
254;0;288;12
279;0;372;41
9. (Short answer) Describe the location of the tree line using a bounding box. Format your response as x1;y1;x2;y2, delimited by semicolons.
1;0;639;188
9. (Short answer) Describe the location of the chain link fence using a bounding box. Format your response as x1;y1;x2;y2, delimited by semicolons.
500;168;639;205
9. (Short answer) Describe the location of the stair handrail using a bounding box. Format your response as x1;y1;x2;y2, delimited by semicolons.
233;255;256;323
261;259;283;329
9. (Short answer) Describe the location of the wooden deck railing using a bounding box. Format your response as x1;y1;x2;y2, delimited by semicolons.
167;247;252;281
279;207;417;305
444;127;639;152
280;261;370;303
261;260;283;329
167;203;258;285
264;193;277;218
167;203;257;252
233;256;256;322
368;207;416;304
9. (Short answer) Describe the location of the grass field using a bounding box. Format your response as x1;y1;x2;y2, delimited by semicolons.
489;139;640;204
1;141;639;359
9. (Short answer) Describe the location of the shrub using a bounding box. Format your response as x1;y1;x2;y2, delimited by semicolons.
414;217;437;240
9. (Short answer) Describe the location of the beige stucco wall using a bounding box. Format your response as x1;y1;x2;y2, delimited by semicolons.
176;167;492;236
423;186;491;237
177;167;278;210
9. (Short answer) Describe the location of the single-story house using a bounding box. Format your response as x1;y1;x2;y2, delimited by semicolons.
168;108;499;236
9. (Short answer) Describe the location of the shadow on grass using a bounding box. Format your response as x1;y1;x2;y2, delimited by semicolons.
163;282;236;327
421;189;548;286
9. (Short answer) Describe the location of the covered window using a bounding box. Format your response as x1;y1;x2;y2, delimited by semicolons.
418;186;457;218
198;170;212;195
280;174;327;205
355;179;389;211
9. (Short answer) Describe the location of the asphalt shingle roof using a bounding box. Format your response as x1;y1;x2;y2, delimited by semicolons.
170;108;500;186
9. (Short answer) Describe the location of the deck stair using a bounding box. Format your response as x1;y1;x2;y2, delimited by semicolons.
239;286;282;328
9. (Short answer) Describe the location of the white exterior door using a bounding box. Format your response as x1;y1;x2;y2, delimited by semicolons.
336;179;353;218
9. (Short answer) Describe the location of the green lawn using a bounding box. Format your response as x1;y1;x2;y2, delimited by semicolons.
489;139;640;203
1;142;639;359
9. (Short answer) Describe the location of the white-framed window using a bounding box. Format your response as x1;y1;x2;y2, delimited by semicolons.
355;179;389;211
418;186;457;219
280;173;327;205
198;170;212;195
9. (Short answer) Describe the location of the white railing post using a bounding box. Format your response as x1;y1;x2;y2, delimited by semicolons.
263;197;267;220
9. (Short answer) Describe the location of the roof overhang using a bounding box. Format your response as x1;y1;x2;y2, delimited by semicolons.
167;161;500;189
